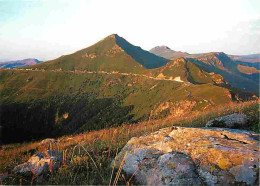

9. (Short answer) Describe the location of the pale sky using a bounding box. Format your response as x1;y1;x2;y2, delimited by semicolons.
0;0;259;61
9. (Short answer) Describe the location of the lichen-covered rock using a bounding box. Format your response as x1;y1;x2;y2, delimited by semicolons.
13;150;62;176
205;113;248;128
113;127;259;185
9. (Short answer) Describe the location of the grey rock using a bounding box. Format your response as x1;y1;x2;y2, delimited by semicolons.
113;127;259;185
13;150;62;176
205;113;248;128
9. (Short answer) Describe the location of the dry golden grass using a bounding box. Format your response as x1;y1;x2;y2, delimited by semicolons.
0;100;259;185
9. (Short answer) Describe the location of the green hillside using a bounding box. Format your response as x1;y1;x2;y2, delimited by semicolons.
0;67;236;143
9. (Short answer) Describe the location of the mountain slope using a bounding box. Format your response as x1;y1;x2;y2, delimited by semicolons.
0;58;41;69
32;34;168;73
1;67;239;143
150;46;189;60
146;58;226;85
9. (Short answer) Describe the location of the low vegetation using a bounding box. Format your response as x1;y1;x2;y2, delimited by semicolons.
0;101;258;185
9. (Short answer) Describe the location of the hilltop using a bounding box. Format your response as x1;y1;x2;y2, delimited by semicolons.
0;58;41;69
150;46;189;60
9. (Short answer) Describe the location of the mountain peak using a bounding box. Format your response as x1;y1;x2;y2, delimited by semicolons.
151;45;173;51
150;46;189;60
33;34;168;72
107;33;119;38
0;58;42;69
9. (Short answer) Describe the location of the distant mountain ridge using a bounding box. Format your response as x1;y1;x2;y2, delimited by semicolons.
186;52;259;93
149;46;259;93
228;54;260;63
150;46;189;60
0;58;41;69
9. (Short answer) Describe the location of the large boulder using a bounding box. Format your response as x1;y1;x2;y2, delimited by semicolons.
13;150;62;176
113;127;259;185
205;113;248;128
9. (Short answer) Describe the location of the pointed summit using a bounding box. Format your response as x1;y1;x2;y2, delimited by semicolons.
109;33;119;38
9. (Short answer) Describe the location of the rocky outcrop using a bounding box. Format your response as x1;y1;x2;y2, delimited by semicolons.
13;150;62;176
154;100;197;118
113;127;259;185
206;113;248;128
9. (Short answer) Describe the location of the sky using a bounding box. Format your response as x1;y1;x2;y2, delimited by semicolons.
0;0;259;61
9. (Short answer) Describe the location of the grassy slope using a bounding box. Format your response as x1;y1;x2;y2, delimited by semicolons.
0;69;233;114
32;35;146;73
0;101;258;185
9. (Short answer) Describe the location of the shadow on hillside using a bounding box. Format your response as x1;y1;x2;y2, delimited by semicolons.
187;58;259;94
115;35;169;68
0;95;135;144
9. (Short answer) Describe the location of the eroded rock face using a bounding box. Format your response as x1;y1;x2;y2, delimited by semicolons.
205;113;248;128
113;127;259;185
13;150;62;176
